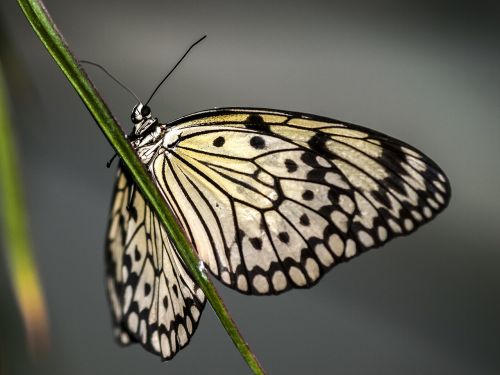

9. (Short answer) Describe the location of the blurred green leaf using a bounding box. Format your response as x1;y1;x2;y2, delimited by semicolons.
0;59;50;356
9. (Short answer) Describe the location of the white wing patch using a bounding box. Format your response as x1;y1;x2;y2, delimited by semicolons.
105;170;205;360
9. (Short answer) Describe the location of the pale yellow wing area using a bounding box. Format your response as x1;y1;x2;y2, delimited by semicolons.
105;169;205;360
150;108;450;295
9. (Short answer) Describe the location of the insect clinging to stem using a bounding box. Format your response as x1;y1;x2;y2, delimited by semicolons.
83;35;451;361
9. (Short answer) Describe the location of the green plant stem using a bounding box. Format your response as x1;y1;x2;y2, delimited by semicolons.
16;0;265;373
0;60;50;354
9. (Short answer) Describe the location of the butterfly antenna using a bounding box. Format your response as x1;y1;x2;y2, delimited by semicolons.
80;60;142;103
144;35;207;106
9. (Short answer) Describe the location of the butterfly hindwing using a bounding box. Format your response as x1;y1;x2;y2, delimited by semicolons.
105;169;206;360
106;170;133;345
149;108;450;295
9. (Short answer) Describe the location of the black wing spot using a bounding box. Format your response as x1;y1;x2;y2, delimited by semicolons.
301;151;320;167
278;232;290;244
141;105;151;117
250;237;263;250
163;296;169;309
302;190;314;201
245;114;271;133
308;133;334;159
284;159;298;173
299;214;310;226
144;283;151;296
134;247;141;261
172;284;179;298
213;136;225;147
247;114;264;124
250;136;266;149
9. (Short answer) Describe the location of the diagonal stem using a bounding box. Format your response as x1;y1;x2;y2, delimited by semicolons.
16;0;265;373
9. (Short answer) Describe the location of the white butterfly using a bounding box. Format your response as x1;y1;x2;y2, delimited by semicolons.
105;103;450;360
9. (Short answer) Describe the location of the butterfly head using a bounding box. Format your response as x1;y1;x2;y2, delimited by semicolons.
130;103;158;138
131;103;152;124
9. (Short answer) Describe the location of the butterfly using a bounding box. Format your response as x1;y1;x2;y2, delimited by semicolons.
104;103;451;360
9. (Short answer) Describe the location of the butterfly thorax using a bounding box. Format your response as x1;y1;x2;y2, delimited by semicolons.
130;103;167;164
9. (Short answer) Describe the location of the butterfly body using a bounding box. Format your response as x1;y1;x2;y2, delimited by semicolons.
106;104;451;360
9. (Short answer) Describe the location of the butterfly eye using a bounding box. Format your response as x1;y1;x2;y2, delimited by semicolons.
141;105;151;117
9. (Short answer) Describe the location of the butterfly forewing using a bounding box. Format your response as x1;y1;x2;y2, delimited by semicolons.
150;108;450;295
105;169;205;360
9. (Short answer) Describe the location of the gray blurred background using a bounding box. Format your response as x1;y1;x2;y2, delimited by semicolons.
0;0;499;374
